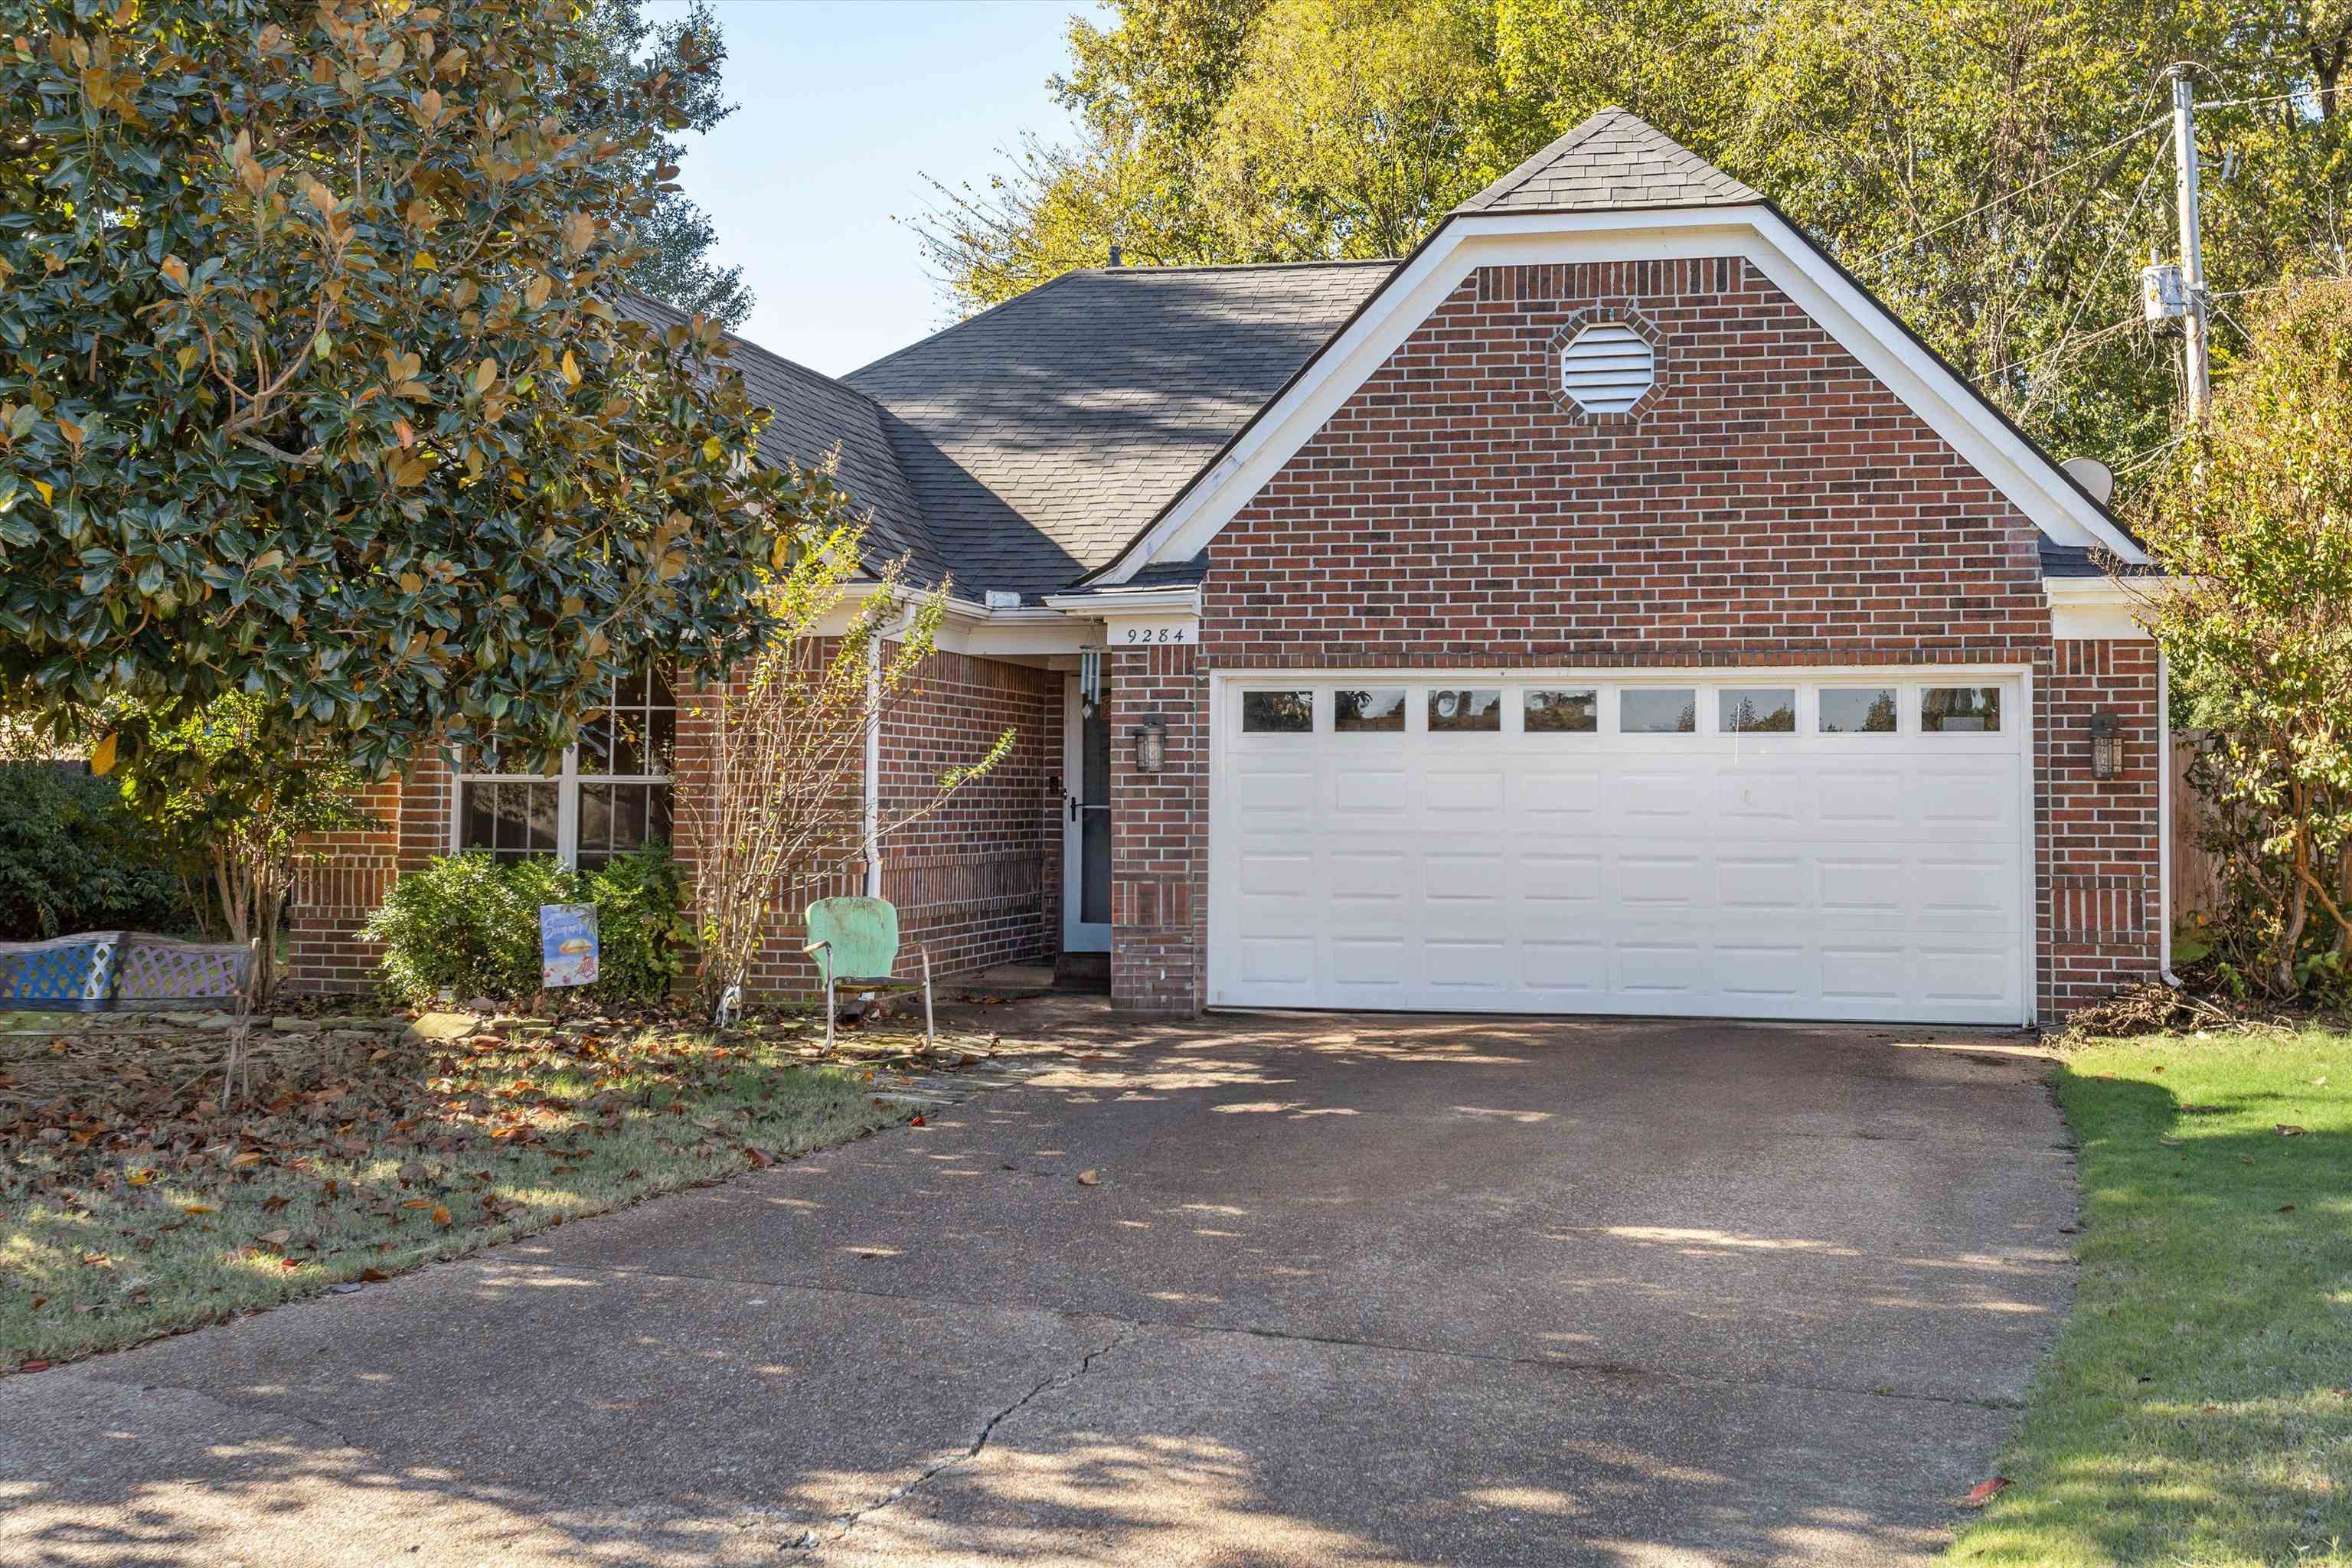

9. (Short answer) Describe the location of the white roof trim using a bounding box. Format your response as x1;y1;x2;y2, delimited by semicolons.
1093;205;2147;583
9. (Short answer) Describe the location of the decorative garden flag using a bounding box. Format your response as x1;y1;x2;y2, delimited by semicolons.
540;904;599;989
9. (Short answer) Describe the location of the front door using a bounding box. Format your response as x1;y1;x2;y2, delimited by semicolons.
1062;677;1111;952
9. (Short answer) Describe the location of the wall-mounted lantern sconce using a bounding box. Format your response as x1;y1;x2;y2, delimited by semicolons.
1132;713;1168;775
2088;710;2122;781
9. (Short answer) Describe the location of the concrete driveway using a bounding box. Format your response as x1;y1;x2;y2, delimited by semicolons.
0;1002;2074;1566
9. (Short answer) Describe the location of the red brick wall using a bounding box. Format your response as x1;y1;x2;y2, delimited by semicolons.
1102;255;2159;1018
1107;644;1207;1014
2043;640;2164;1014
289;645;1062;1000
285;774;407;995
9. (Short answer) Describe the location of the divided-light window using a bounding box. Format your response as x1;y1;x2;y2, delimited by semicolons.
454;668;675;868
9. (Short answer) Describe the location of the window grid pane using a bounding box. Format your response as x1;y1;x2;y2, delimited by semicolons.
1622;689;1697;734
1922;686;2002;733
453;665;671;868
1819;688;1898;733
1427;688;1501;733
1719;689;1796;733
1334;688;1406;732
1524;690;1597;733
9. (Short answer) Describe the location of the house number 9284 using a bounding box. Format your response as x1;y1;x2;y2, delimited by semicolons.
1114;623;1194;645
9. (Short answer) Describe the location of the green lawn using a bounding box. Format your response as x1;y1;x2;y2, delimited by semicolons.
2;1018;920;1370
1950;1029;2352;1566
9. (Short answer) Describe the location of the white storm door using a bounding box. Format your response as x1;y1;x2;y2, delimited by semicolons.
1061;677;1111;953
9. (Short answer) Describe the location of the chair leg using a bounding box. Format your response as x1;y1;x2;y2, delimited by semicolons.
921;949;934;1053
820;948;835;1059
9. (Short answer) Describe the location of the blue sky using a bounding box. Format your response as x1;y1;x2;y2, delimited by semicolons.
653;1;1083;375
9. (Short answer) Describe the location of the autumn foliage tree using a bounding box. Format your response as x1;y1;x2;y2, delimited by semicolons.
0;0;818;777
2138;275;2352;997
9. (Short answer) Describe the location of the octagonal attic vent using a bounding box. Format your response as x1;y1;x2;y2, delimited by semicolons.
1558;323;1656;414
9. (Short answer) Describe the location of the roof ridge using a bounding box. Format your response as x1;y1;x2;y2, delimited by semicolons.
1069;257;1401;276
1452;106;1759;217
1462;106;1625;213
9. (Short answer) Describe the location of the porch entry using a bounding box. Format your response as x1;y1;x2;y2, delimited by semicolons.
1062;675;1111;952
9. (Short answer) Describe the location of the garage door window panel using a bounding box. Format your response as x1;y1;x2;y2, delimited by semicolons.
1820;688;1900;734
1241;691;1315;733
1524;690;1597;733
1922;687;2003;733
1719;689;1797;733
1622;688;1698;734
1427;689;1501;733
1334;688;1406;733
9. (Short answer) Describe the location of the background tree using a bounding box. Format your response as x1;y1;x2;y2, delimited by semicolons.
913;0;2352;474
2136;273;2352;997
0;0;809;781
572;0;753;328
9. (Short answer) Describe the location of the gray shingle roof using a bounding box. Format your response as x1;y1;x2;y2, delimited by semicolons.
842;262;1391;599
614;294;944;577
1454;107;1761;216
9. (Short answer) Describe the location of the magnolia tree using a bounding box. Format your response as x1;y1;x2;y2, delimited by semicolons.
2138;275;2352;997
678;526;1012;1024
0;0;815;777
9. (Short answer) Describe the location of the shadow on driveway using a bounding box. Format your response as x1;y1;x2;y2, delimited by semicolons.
0;1003;2073;1566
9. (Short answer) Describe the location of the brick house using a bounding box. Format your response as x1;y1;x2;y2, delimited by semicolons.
289;110;2168;1024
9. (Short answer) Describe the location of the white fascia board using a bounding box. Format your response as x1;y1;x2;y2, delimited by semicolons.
1040;585;1204;617
2046;574;2160;640
1097;206;2146;583
803;582;1095;654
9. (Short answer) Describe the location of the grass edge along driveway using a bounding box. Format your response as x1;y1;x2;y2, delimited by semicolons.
2;1021;917;1371
1950;1028;2352;1566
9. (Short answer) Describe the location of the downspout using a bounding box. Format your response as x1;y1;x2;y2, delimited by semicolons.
864;621;883;898
2158;646;2181;987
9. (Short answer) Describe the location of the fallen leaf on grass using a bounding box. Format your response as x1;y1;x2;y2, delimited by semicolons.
2277;1124;2308;1137
1077;1169;1100;1186
1965;1477;2011;1506
430;1205;452;1228
910;1114;926;1127
181;1204;216;1215
18;1361;49;1373
359;1268;390;1282
256;1229;292;1247
745;1145;776;1169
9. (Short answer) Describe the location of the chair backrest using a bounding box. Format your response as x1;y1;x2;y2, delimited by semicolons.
805;897;900;982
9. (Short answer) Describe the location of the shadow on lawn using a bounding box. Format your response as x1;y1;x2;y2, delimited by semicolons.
1958;1069;2352;1565
2;1004;2079;1567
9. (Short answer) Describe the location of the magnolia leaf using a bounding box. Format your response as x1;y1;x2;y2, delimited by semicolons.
560;349;580;385
89;733;117;776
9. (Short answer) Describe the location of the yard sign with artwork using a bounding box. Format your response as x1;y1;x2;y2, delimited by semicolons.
540;903;599;988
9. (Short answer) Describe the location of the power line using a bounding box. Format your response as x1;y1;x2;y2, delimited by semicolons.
1974;312;2141;383
1855;115;2168;268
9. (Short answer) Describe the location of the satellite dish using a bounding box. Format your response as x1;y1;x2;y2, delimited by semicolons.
2062;456;2115;505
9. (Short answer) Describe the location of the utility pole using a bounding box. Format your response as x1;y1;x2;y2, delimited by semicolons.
2169;63;2211;420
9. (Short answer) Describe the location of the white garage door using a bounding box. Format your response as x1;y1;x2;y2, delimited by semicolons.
1210;673;2030;1024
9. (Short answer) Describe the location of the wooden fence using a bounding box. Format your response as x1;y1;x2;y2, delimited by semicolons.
2171;735;2224;924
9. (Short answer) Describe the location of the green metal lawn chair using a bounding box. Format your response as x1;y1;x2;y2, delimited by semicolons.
802;896;933;1056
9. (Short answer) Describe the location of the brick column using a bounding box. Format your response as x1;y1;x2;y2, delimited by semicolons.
2039;639;2164;1015
1107;643;1207;1015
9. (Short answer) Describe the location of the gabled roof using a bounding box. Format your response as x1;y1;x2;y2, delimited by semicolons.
614;294;945;578
1453;108;1761;217
841;262;1390;599
1082;109;2147;584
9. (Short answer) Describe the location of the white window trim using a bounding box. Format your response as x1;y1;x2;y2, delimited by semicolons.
448;749;674;868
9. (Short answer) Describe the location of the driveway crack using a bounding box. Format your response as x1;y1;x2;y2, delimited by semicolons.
789;1326;1130;1553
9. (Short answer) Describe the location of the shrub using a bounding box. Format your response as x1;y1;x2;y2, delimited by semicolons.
0;763;195;940
364;847;687;1006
